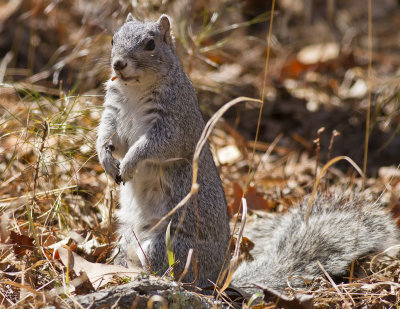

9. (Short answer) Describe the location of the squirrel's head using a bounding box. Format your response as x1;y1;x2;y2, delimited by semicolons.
110;14;177;86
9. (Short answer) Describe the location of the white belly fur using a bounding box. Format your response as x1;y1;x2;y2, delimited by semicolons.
117;163;169;266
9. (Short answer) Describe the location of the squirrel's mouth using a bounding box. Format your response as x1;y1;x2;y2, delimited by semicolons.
119;73;140;82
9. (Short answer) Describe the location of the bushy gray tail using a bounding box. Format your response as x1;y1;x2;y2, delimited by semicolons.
232;192;399;291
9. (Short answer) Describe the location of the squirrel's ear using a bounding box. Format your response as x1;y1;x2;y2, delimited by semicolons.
157;14;172;45
126;13;136;23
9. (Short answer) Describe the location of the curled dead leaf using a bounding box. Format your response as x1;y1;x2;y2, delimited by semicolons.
56;247;141;290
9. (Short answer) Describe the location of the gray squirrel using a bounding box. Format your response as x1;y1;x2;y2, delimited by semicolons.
96;13;230;288
96;14;399;292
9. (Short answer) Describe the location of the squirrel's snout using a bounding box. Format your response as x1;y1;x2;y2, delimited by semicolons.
113;59;127;71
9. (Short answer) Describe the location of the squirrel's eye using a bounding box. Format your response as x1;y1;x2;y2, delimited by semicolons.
144;39;155;51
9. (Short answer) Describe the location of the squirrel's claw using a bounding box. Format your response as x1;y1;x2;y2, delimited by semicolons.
115;174;122;185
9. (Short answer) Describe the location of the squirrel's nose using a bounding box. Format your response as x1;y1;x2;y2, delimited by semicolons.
113;60;127;71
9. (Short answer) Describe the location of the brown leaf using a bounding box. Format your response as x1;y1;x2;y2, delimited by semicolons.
390;200;400;228
229;183;272;215
228;182;244;216
9;231;34;256
240;237;254;262
205;53;228;65
279;58;313;81
245;186;271;211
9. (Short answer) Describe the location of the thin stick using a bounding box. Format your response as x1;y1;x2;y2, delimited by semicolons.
244;0;276;191
325;130;340;189
131;229;154;274
362;0;373;187
327;130;340;163
314;127;325;179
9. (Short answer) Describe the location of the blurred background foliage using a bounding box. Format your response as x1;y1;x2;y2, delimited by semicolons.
1;0;399;174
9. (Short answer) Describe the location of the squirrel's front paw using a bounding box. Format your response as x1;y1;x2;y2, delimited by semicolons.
99;153;121;183
119;159;137;183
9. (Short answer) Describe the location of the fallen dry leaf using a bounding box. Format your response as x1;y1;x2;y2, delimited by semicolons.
56;246;141;289
245;186;272;211
228;182;244;216
229;182;271;215
279;58;313;81
9;231;34;257
240;236;255;261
